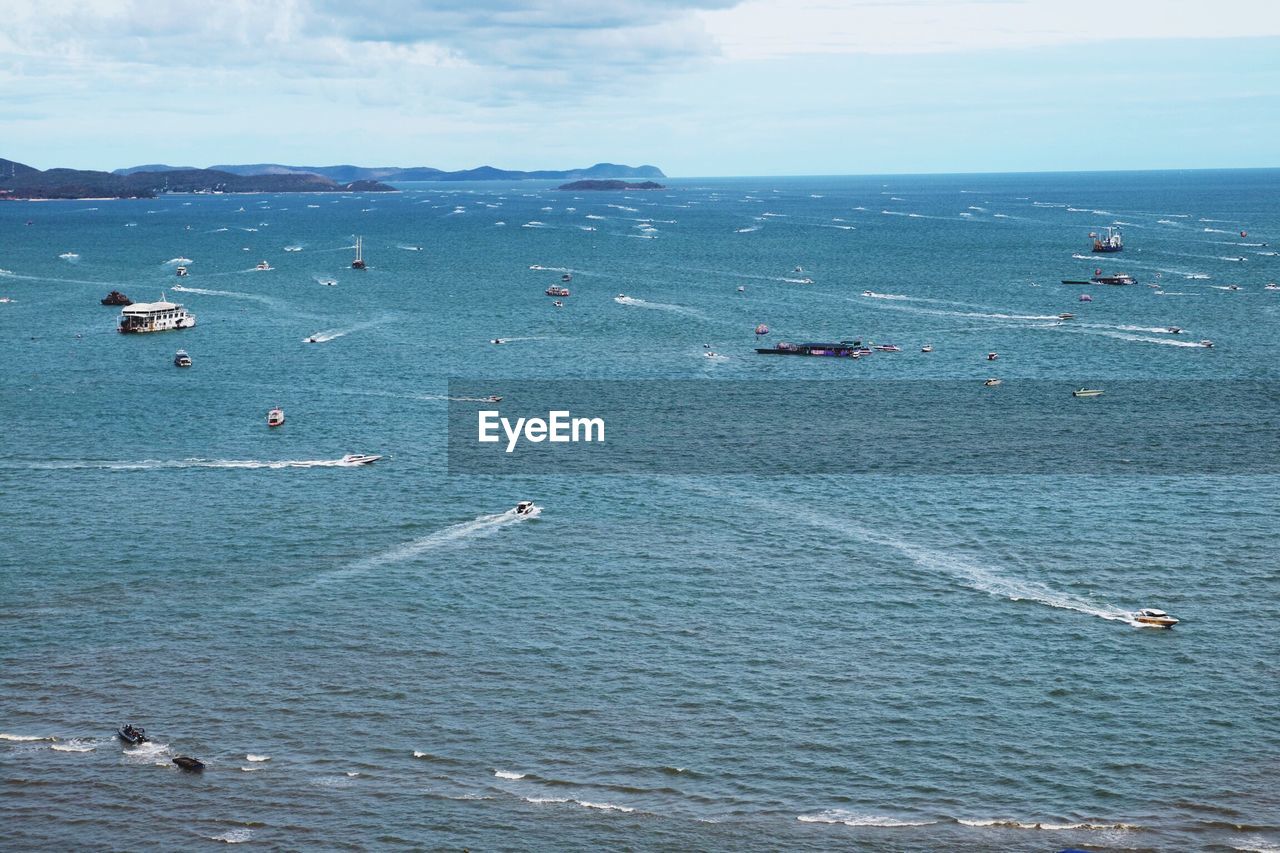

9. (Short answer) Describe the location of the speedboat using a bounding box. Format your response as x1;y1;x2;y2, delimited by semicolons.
255;260;272;271
175;265;188;277
1167;327;1182;334
101;290;132;306
1266;283;1279;291
704;351;719;358
1226;284;1240;291
267;407;285;428
561;273;572;282
984;378;1002;387
553;300;564;308
1200;339;1214;348
737;286;746;292
873;344;901;352
987;352;999;361
515;500;537;516
174;350;191;368
862;290;874;297
1058;312;1075;320
1079;294;1093;302
487;396;502;403
921;344;933;353
341;454;382;465
172;756;205;772
1072;388;1104;397
1134;608;1178;628
117;724;148;745
491;338;506;345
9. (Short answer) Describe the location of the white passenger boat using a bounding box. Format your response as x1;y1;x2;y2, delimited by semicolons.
118;296;196;334
1134;608;1178;628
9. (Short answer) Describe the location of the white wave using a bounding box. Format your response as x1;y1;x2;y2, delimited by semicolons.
413;751;429;758
860;291;910;301
208;829;253;844
968;206;987;212
799;810;933;827
0;733;54;741
50;739;96;752
585;214;606;220
494;769;526;780
957;818;1138;831
1203;227;1234;234
1157;219;1180;225
303;318;387;343
341;508;539;574
396;244;422;251
163;257;193;266
613;295;701;317
58;252;80;261
1062;329;1208;348
606;204;639;212
993;213;1011;218
170;285;277;306
734;226;760;233
246;754;270;762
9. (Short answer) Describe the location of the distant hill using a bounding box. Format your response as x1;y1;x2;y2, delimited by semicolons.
117;161;666;183
2;157;396;199
558;179;665;191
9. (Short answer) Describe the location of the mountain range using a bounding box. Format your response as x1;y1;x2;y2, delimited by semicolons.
112;162;666;183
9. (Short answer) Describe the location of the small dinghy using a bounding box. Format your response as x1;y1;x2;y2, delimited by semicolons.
173;756;206;772
117;724;148;745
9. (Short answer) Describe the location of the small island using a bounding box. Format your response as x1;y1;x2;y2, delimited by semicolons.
557;180;665;191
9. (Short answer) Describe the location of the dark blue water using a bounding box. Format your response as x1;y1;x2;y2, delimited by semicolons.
2;171;1278;850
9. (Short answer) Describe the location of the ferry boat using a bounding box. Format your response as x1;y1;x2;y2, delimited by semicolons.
352;236;366;270
175;265;188;277
546;285;570;297
118;296;195;333
101;290;132;306
1091;226;1123;253
267;407;285;428
173;349;192;368
756;340;863;358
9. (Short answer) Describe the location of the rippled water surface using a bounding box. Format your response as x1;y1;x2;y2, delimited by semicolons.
2;171;1278;850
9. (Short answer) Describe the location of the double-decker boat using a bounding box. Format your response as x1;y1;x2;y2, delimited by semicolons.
118;296;195;333
546;285;570;297
1062;272;1137;286
756;340;863;358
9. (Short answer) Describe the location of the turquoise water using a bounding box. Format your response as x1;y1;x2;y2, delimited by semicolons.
1;171;1278;850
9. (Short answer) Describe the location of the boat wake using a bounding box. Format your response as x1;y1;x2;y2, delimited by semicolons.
338;507;540;574
798;810;933;827
304;319;388;343
5;457;381;471
170;284;278;307
1061;328;1210;348
613;295;702;317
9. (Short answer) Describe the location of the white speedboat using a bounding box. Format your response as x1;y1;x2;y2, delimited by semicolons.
175;265;188;277
514;500;537;516
267;406;285;428
256;260;272;271
1134;608;1178;628
984;378;1002;387
1266;283;1279;291
1058;312;1075;320
873;344;901;352
987;352;999;361
921;344;933;353
1072;388;1104;397
341;454;382;465
1200;339;1214;348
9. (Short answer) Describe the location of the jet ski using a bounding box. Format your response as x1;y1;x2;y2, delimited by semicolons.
341;454;382;465
117;724;148;745
172;756;205;772
514;500;537;516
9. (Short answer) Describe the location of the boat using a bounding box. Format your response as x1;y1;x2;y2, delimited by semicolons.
1200;339;1214;348
1134;608;1178;628
553;300;564;308
267;407;285;428
984;378;1002;386
1226;284;1241;291
341;453;382;465
546;285;570;297
756;340;864;358
1091;226;1123;253
873;344;901;352
175;265;188;277
491;338;506;345
1266;283;1280;291
1072;388;1104;397
737;286;746;292
173;349;192;368
704;351;719;358
1062;273;1137;286
172;756;205;772
118;296;195;333
487;396;502;403
351;236;366;270
1166;326;1182;334
1079;294;1093;302
515;500;537;516
101;291;132;306
319;279;337;286
255;260;272;271
117;725;148;745
921;344;933;353
561;273;572;282
987;352;998;361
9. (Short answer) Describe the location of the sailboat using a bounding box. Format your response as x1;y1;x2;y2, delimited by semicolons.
352;236;366;270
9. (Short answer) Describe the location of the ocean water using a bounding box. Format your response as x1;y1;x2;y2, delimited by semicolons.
1;170;1278;851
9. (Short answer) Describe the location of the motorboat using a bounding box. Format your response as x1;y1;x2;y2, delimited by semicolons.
174;350;192;368
1226;284;1241;291
1079;294;1093;302
921;344;933;353
1166;327;1182;334
987;352;999;361
117;724;148;745
546;285;570;297
514;500;537;516
255;260;272;271
1134;608;1178;628
737;286;746;292
173;756;205;772
1058;312;1076;320
1200;339;1214;348
306;337;318;343
984;378;1002;386
1072;388;1104;397
267;407;285;428
561;273;572;282
704;351;719;358
101;290;132;306
319;278;337;287
553;300;564;308
175;265;188;277
873;344;902;352
862;290;874;296
491;338;506;345
1266;283;1279;291
341;454;382;465
487;396;502;403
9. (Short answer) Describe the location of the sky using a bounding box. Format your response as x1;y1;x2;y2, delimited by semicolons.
1;0;1278;176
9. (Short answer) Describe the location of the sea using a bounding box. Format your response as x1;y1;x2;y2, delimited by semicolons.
1;169;1278;851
